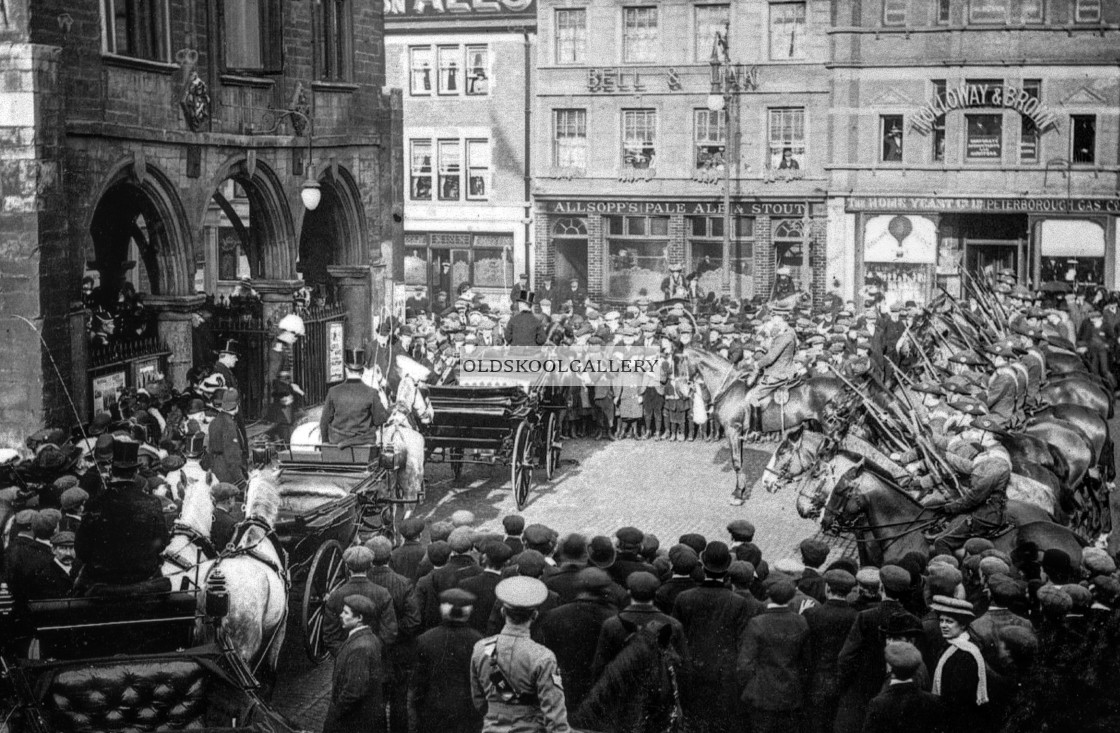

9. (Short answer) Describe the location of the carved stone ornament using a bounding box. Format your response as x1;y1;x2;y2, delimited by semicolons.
180;71;211;132
289;83;311;136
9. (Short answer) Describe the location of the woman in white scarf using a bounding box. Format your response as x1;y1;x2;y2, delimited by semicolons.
931;594;996;732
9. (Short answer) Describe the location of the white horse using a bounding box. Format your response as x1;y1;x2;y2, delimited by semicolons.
199;467;288;676
382;367;433;518
161;474;216;590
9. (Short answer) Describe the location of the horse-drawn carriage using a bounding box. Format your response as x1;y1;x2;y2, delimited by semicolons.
0;586;307;733
423;383;565;510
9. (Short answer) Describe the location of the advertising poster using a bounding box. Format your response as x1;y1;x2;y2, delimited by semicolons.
328;321;345;383
92;371;126;415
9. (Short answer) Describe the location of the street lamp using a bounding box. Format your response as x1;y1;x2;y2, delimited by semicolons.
707;24;736;294
260;88;320;211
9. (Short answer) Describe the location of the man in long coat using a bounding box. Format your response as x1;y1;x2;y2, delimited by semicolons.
321;349;389;447
324;595;386;733
207;388;247;488
409;589;484;733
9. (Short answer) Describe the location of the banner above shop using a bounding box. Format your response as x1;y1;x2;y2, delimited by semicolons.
846;196;1120;215
910;82;1057;135
384;0;536;19
545;200;807;217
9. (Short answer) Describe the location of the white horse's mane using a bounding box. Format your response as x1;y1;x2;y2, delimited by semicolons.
177;476;214;536
244;468;282;525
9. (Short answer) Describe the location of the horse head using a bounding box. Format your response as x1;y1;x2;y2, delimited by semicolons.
820;471;866;535
244;465;283;527
761;426;831;493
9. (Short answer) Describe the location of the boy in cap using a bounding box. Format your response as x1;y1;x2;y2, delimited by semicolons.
324;595;386;733
591;571;686;679
502;515;526;556
210;483;241;550
470;577;571;732
410;588;484;733
391;517;428;582
322;546;399;656
862;641;943;733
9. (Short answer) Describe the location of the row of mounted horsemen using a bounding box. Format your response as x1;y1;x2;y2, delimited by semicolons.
7;284;1116;681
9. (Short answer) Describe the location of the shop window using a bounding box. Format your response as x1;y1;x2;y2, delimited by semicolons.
694;109;727;171
466;140;490;200
965;114;1003;160
553;109;588;169
438;140;461;200
318;0;353;82
437;46;461;95
220;0;282;73
769;3;806;61
1039;220;1104;285
1075;0;1101;23
769;108;806;170
694;5;730;61
404;245;428;287
622;109;657;170
466;46;489;95
689;217;755;300
881;115;904;162
623;7;658;63
1071;115;1096;164
607;216;670;301
932;80;947;162
410;47;433;95
102;0;171;61
883;0;907;25
555;8;587;64
1019;80;1041;163
937;0;951;23
410;140;432;200
472;236;515;288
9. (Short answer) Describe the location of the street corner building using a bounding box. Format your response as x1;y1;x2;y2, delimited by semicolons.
0;0;404;434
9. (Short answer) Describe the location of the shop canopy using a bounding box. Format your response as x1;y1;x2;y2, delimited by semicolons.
1039;220;1105;258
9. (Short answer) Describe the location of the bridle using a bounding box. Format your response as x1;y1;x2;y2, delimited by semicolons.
161;521;218;570
822;473;943;548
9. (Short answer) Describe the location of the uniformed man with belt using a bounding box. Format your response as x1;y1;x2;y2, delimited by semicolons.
470;577;571;733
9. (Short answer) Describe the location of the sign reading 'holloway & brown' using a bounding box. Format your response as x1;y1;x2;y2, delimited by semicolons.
910;82;1057;135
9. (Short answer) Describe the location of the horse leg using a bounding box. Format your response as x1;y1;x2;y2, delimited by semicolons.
727;424;749;503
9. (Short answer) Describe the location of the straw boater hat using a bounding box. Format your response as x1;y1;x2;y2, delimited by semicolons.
929;594;975;623
395;354;432;383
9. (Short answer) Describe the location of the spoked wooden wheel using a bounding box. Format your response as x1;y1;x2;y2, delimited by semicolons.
545;412;562;480
511;421;534;510
301;539;345;664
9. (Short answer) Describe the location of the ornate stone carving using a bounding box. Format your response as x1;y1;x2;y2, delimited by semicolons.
289;83;311;136
179;71;211;132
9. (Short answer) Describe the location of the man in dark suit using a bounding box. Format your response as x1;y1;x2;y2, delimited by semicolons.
509;272;530;309
836;565;921;733
655;545;700;614
672;542;752;733
737;580;813;733
504;292;545;346
6;511;58;616
207;389;247;488
458;542;514;634
409;589;483;733
861;641;944;733
536;568;618;713
390;517;427;582
325;595;386;733
366;536;422;733
322;546;399;656
803;569;858;733
321;349;389;446
414;542;453;633
544;533;589;605
211;339;240;391
209;483;240;551
431;528;482;595
592;571;687;679
608;526;656;587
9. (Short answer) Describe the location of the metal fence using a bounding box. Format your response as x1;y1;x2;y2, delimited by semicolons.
212;304;347;421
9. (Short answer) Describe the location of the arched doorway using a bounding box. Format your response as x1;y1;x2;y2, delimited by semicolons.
297;171;364;306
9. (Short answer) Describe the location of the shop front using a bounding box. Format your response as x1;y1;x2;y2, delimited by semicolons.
536;198;825;306
403;231;515;313
849;196;1120;304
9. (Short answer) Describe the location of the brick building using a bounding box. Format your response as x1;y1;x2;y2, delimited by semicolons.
0;0;403;434
829;0;1120;305
384;0;536;314
532;0;832;308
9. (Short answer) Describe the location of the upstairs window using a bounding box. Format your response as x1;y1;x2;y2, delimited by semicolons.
1019;80;1041;163
694;5;730;62
937;0;951;23
553;109;588;169
1071;116;1096;164
883;0;908;25
555;9;587;64
410;140;433;201
694;109;727;170
318;0;353;82
623;7;659;63
622;109;657;169
768;107;806;169
466;46;489;95
1075;0;1101;23
437;46;461;95
881;115;904;162
931;80;947;162
102;0;171;61
221;0;283;73
466;140;490;200
770;3;806;60
410;47;433;95
438;140;461;200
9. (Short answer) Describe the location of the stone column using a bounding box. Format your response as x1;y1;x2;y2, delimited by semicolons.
327;265;373;348
145;294;206;389
253;279;304;330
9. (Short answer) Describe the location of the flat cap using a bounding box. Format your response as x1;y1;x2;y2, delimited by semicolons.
53;475;79;491
927;564;964;596
51;530;76;547
678;533;707;554
439;588;476;608
523;523;554;546
727;520;755;542
987;574;1025;606
856;567;881;588
559;533;588;560
14;509;37;528
1037;585;1072;615
486;541;514;566
822;569;856;595
343;545;375;571
773;558;806;579
615;526;644;548
426;541;452;566
576;567;612;592
767;580;797;604
799;538;830;568
883;640;923;674
516;549;547;578
668;545;700;574
963;537;995;555
729;561;756;586
502;515;526;535
32;510;59;539
496;576;549;609
343;594;378;619
211;482;239;502
1061;583;1092;610
448;527;475;553
879;565;911;594
979;556;1011;578
364;536;393;563
1082;547;1117;576
399;517;425;540
627;571;661;596
930;554;960;569
450;510;476;527
60;487;90;511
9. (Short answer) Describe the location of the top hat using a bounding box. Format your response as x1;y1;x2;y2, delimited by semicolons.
110;439;141;473
344;349;366;371
218;339;239;357
517;290;534;306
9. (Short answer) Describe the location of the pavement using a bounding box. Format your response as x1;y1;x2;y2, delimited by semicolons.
269;434;832;726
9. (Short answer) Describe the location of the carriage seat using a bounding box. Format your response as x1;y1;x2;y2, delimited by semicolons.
42;657;209;732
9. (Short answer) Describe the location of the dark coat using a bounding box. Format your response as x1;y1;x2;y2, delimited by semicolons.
320;379;388;446
411;621;483;733
798;568;827;605
210;506;237;551
324;626;385;733
211;361;239;391
6;537;58;611
737;605;812;711
504;310;545;346
76;481;169;585
835;599;918;733
207;412;246;486
861;681;944;733
28;559;75;600
654;576;697;615
323;576;399;655
608;553;657;588
537;596;617;712
803;598;858;703
592;605;687;680
935;644;993;733
457;570;503;634
390;540;427;582
545;563;585;605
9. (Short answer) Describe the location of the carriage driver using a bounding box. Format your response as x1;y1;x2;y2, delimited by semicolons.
320;349;390;447
743;308;799;437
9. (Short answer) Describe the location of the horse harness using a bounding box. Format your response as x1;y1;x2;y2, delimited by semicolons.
161;522;218;571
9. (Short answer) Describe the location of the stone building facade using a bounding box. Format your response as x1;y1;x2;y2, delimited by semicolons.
828;0;1120;305
0;0;403;433
532;0;832;308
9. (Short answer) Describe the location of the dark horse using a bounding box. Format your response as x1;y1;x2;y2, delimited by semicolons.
821;463;1086;568
685;347;846;501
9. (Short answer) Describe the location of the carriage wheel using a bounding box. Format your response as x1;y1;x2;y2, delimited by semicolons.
302;540;346;664
511;422;534;510
545;412;562;480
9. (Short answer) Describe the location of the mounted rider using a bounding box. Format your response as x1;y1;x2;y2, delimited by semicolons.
744;308;799;435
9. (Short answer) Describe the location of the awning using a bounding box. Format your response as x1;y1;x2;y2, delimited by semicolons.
1039;219;1105;257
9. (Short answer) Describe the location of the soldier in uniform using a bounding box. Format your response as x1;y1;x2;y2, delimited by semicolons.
983;341;1025;422
744;311;798;438
506;291;545;346
321;349;390;446
470;576;571;733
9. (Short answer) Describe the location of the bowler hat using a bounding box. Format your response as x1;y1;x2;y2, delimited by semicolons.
589;536;616;569
701;541;732;574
